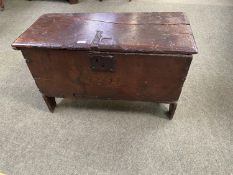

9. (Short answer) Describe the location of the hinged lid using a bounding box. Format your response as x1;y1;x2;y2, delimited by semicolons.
12;12;198;54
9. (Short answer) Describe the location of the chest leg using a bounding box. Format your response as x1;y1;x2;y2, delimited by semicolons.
167;102;177;120
42;95;56;112
0;0;4;11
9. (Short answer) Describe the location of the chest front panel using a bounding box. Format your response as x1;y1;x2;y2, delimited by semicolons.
22;49;192;103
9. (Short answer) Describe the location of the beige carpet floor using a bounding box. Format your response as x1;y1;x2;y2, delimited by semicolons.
0;0;233;174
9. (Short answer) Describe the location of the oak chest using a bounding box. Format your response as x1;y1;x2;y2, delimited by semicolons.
12;12;198;119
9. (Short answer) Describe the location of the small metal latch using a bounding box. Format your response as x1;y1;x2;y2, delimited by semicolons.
91;30;103;48
91;30;112;49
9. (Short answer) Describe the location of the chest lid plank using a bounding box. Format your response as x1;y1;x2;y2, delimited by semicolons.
12;12;198;55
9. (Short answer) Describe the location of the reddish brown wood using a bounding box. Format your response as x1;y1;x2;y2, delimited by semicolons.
22;49;192;104
0;0;4;11
42;95;56;112
168;103;177;120
12;12;197;55
12;13;198;119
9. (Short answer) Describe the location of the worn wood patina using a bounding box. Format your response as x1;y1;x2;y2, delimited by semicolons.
12;12;198;119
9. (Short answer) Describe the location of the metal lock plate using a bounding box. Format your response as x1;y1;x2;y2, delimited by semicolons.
89;55;115;72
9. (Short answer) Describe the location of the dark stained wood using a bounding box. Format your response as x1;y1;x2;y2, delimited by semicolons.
168;103;177;120
22;48;192;103
0;0;4;11
42;95;56;112
12;12;198;55
12;13;198;119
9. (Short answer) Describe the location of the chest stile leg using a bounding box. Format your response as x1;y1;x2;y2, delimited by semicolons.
0;0;4;11
167;102;177;120
42;95;56;112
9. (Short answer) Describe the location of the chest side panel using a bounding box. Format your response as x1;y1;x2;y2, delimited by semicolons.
22;49;192;103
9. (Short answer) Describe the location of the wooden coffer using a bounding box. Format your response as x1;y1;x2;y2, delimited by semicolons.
12;12;198;119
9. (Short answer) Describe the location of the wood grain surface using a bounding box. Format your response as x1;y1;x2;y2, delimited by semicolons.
12;12;197;118
12;12;198;55
22;48;192;103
